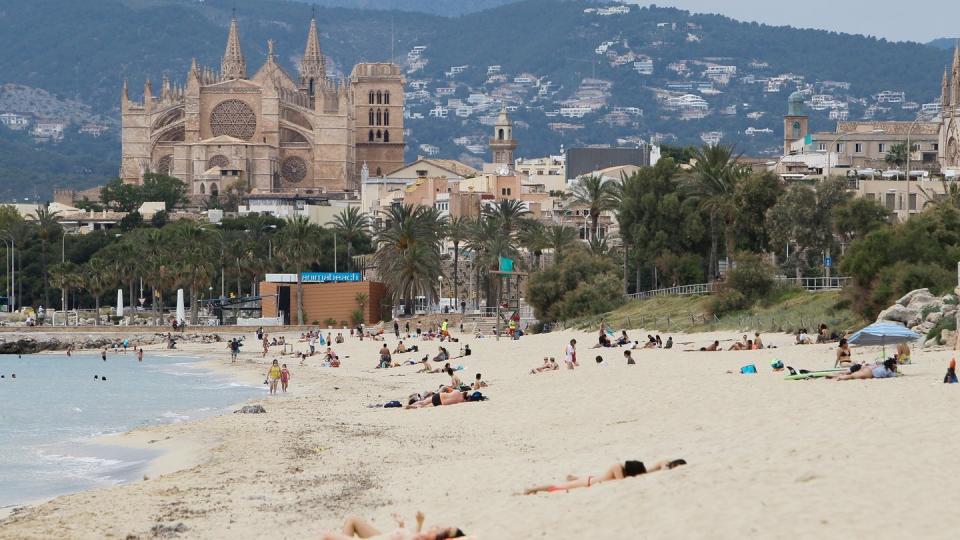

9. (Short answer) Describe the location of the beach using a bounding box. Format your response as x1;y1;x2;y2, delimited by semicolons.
2;327;959;539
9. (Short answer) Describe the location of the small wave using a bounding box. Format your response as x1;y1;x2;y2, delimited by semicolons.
71;407;83;413
158;411;190;422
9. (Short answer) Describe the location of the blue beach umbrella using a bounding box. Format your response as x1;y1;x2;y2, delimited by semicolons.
848;321;923;357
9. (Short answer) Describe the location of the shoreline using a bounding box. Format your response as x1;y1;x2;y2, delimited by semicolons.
0;342;267;520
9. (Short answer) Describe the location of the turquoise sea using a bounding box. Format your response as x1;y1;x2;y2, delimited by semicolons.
0;352;262;508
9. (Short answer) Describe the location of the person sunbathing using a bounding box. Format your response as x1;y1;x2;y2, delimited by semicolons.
795;329;813;345
700;340;720;351
531;357;558;374
406;390;479;408
523;458;687;495
320;511;466;540
642;335;657;349
472;373;488;390
616;330;630;346
445;367;462;391
432;347;449;362
828;358;898;380
728;335;749;351
835;338;852;367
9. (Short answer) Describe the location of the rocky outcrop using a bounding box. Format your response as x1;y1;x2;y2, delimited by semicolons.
877;288;958;347
0;332;223;354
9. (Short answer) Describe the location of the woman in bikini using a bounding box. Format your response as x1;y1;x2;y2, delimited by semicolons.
828;358;898;380
835;338;853;367
523;458;687;495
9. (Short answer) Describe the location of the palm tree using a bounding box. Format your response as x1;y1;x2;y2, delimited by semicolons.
328;206;371;272
28;206;62;308
83;258;112;326
444;216;470;304
517;220;548;270
466;215;520;308
174;221;221;324
276;215;323;325
884;142;908;170
568;175;617;241
49;261;80;314
682;144;745;278
482;199;530;235
373;204;445;315
546;224;577;263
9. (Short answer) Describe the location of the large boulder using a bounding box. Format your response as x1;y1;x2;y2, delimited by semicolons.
896;288;933;306
926;311;944;324
877;305;920;326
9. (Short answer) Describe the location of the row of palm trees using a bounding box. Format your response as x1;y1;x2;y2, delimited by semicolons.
370;199;584;314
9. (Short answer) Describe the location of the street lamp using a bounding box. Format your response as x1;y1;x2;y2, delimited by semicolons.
825;128;884;179
0;231;15;312
438;275;444;312
905;111;936;217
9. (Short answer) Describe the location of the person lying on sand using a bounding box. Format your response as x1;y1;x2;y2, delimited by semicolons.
406;390;485;409
728;335;749;351
699;340;720;352
531;357;559;374
827;358;898;380
320;511;467;540
522;459;687;495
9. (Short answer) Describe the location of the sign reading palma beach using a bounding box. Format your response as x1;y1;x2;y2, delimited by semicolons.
301;272;361;283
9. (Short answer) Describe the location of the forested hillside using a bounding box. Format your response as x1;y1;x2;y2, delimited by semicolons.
0;0;953;198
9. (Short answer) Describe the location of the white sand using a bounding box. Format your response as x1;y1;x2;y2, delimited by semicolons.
2;327;959;539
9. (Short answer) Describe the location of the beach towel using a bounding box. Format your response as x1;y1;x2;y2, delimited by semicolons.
740;364;757;374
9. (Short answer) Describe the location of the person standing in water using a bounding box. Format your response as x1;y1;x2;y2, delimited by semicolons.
267;359;282;394
137;347;144;363
101;349;107;362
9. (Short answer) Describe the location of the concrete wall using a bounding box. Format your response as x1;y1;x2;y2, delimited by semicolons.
261;281;386;325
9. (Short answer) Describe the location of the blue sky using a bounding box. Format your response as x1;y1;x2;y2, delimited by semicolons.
627;1;958;43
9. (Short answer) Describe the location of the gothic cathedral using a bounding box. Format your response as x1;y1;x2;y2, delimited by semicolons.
120;16;404;196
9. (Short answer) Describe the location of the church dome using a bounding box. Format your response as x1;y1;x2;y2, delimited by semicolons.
787;91;805;116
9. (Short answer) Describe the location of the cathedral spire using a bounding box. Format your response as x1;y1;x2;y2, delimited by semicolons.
221;15;247;79
952;44;960;109
299;17;326;93
943;68;951;110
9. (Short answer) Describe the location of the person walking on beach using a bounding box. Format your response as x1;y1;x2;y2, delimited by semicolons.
262;334;269;358
280;364;291;392
267;359;282;394
565;339;578;369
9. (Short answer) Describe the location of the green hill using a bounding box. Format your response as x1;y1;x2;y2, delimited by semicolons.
0;0;953;199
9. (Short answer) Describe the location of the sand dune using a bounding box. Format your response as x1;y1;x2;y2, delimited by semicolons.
2;327;958;539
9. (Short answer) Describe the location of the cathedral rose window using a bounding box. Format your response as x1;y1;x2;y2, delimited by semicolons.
210;99;257;140
156;154;173;175
281;156;308;183
207;154;230;169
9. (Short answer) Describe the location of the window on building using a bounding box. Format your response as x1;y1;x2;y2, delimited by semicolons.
416;170;428;177
792;121;801;138
384;91;390;105
376;166;382;176
376;129;382;140
384;110;390;126
835;143;844;153
817;143;826;151
199;183;206;194
498;128;505;141
383;130;390;142
501;188;506;196
933;143;939;151
368;91;374;104
909;193;917;211
911;143;920;151
884;192;895;211
368;109;375;125
376;109;382;126
368;129;374;142
878;143;885;153
854;143;863;153
376;91;382;104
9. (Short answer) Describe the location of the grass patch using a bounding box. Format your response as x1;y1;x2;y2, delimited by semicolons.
568;290;867;335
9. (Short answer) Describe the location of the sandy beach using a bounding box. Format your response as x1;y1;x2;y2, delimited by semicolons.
2;326;959;539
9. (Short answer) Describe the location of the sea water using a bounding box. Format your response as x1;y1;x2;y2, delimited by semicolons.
0;352;262;508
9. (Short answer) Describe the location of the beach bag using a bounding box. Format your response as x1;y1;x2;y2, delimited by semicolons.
740;364;757;374
384;401;402;408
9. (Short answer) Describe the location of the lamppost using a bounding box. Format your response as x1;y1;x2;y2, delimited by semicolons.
0;231;15;312
905;111;935;217
825;129;884;179
0;237;10;313
438;275;444;312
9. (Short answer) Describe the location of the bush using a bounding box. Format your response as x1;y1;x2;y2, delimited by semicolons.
706;288;748;316
927;313;957;342
350;309;364;326
864;261;955;319
727;252;775;300
324;317;337;327
526;249;625;321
